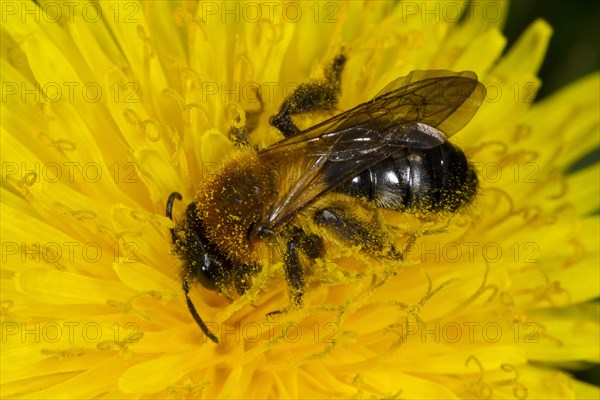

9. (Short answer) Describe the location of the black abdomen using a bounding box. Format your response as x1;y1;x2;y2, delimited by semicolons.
335;141;477;212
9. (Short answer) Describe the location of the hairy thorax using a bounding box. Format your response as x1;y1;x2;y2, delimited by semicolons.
194;151;276;267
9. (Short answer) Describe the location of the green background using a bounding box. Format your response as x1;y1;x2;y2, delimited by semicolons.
503;0;599;387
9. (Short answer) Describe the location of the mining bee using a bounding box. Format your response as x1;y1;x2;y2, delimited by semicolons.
166;55;486;343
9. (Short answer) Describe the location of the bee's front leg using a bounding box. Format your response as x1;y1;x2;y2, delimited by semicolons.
270;53;347;138
229;87;264;147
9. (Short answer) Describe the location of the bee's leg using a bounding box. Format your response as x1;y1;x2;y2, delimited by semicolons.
285;226;323;307
313;205;403;261
166;192;182;242
270;53;347;137
229;126;250;148
182;278;219;343
229;88;264;147
268;227;323;318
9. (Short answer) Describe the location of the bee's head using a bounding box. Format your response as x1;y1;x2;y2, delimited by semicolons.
166;192;224;291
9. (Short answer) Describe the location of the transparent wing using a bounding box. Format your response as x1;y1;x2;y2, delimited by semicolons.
257;70;486;233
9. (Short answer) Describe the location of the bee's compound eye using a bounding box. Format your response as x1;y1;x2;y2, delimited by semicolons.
194;258;221;291
179;202;227;292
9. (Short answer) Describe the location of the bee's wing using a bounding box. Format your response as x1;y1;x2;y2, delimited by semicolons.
257;71;486;232
371;70;486;136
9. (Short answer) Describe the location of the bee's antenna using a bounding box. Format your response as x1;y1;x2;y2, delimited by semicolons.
166;192;182;243
183;278;219;343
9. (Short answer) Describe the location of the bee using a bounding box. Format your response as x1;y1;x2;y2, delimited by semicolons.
166;57;486;343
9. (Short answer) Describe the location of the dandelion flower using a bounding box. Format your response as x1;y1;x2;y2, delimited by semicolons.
1;1;599;399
